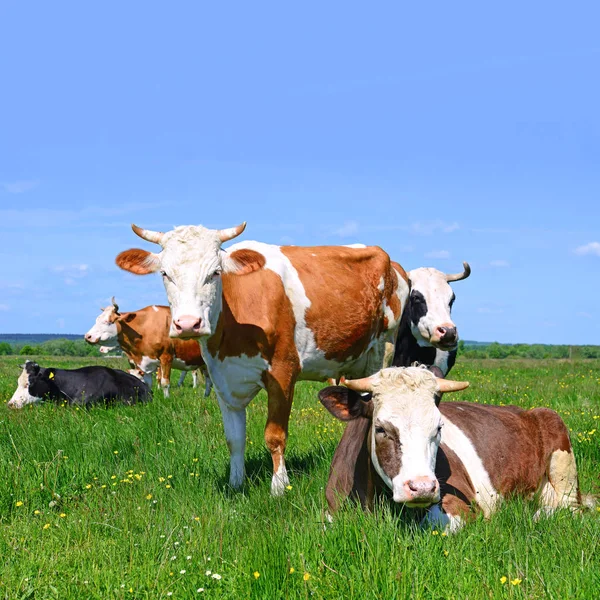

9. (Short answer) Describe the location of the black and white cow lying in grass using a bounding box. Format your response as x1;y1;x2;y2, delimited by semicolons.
319;366;585;532
7;361;152;408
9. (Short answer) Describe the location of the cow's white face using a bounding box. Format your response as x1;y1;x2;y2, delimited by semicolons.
368;368;443;505
157;227;225;338
115;223;248;339
85;306;119;345
8;364;44;409
408;267;459;350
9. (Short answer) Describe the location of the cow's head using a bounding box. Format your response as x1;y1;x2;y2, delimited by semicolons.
8;362;57;409
408;262;470;350
115;223;255;338
319;366;469;506
84;297;121;345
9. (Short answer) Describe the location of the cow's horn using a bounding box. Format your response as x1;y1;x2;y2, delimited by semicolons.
218;222;246;243
341;375;376;393
111;296;119;313
437;379;469;393
445;261;471;282
131;224;164;245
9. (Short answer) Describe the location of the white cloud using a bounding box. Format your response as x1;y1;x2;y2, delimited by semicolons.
1;180;38;194
577;312;592;319
57;318;65;329
51;264;90;286
425;250;450;259
411;220;459;235
0;304;10;311
332;220;359;238
574;242;600;257
490;259;510;267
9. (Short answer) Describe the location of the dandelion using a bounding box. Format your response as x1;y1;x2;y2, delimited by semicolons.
43;523;51;530
511;579;522;586
146;494;153;500
59;513;66;518
34;510;41;515
16;501;24;507
289;568;295;574
254;571;260;579
303;573;311;581
211;573;222;580
500;576;507;584
286;485;293;490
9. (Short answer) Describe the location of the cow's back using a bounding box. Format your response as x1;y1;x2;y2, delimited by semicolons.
439;402;570;497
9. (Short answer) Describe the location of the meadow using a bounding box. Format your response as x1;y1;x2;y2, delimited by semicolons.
1;356;599;599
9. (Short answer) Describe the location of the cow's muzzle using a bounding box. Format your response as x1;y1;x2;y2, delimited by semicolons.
84;333;99;344
171;316;208;339
400;476;440;506
431;325;458;349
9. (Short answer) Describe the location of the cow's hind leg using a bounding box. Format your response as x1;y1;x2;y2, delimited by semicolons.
177;371;187;387
536;449;580;519
191;369;198;389
216;394;247;489
159;356;172;398
263;369;296;496
200;366;212;397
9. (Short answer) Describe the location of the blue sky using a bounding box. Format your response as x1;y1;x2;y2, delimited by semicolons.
1;1;599;344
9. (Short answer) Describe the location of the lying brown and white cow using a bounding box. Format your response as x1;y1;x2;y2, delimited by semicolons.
85;299;211;398
319;367;583;532
115;223;409;494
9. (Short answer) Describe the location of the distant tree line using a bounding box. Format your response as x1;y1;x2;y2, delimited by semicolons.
0;337;598;359
0;339;109;357
458;341;600;359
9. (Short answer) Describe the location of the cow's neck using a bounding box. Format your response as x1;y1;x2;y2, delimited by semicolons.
116;316;143;359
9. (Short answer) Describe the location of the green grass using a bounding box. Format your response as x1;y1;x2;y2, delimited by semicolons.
1;356;599;599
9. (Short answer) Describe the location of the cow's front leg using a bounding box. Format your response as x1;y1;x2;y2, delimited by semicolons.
200;366;212;397
177;371;187;387
159;356;172;398
191;369;198;389
217;395;247;489
263;369;296;496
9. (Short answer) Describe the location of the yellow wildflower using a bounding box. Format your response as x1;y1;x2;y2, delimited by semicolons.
15;501;24;507
289;567;295;574
500;576;507;584
253;571;260;579
146;494;152;500
303;573;311;581
511;579;522;586
59;513;66;518
43;523;50;530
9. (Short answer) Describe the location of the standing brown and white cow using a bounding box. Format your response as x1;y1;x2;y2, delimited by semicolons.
84;299;211;398
115;223;409;494
319;367;584;532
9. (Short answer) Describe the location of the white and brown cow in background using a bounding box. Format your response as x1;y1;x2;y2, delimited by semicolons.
115;222;409;495
319;367;584;532
85;299;211;398
392;262;471;377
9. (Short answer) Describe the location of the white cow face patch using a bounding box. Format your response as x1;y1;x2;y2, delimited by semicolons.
85;306;119;345
368;368;443;505
115;223;249;339
408;268;458;350
319;367;445;507
8;363;45;409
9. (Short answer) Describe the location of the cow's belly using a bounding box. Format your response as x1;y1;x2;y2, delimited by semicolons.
172;358;198;371
138;356;160;373
203;352;268;409
297;335;387;381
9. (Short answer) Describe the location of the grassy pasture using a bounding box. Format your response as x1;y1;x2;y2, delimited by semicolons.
1;356;599;599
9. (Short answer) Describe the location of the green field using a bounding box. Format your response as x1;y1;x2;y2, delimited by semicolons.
1;356;599;599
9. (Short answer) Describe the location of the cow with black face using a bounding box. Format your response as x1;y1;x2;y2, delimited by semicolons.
393;262;471;376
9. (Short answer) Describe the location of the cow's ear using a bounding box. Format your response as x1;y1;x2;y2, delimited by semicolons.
122;313;136;323
318;386;373;421
222;248;266;275
115;249;160;275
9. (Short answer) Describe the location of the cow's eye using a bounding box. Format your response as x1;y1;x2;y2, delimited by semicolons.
160;271;173;283
375;426;386;436
437;425;443;435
